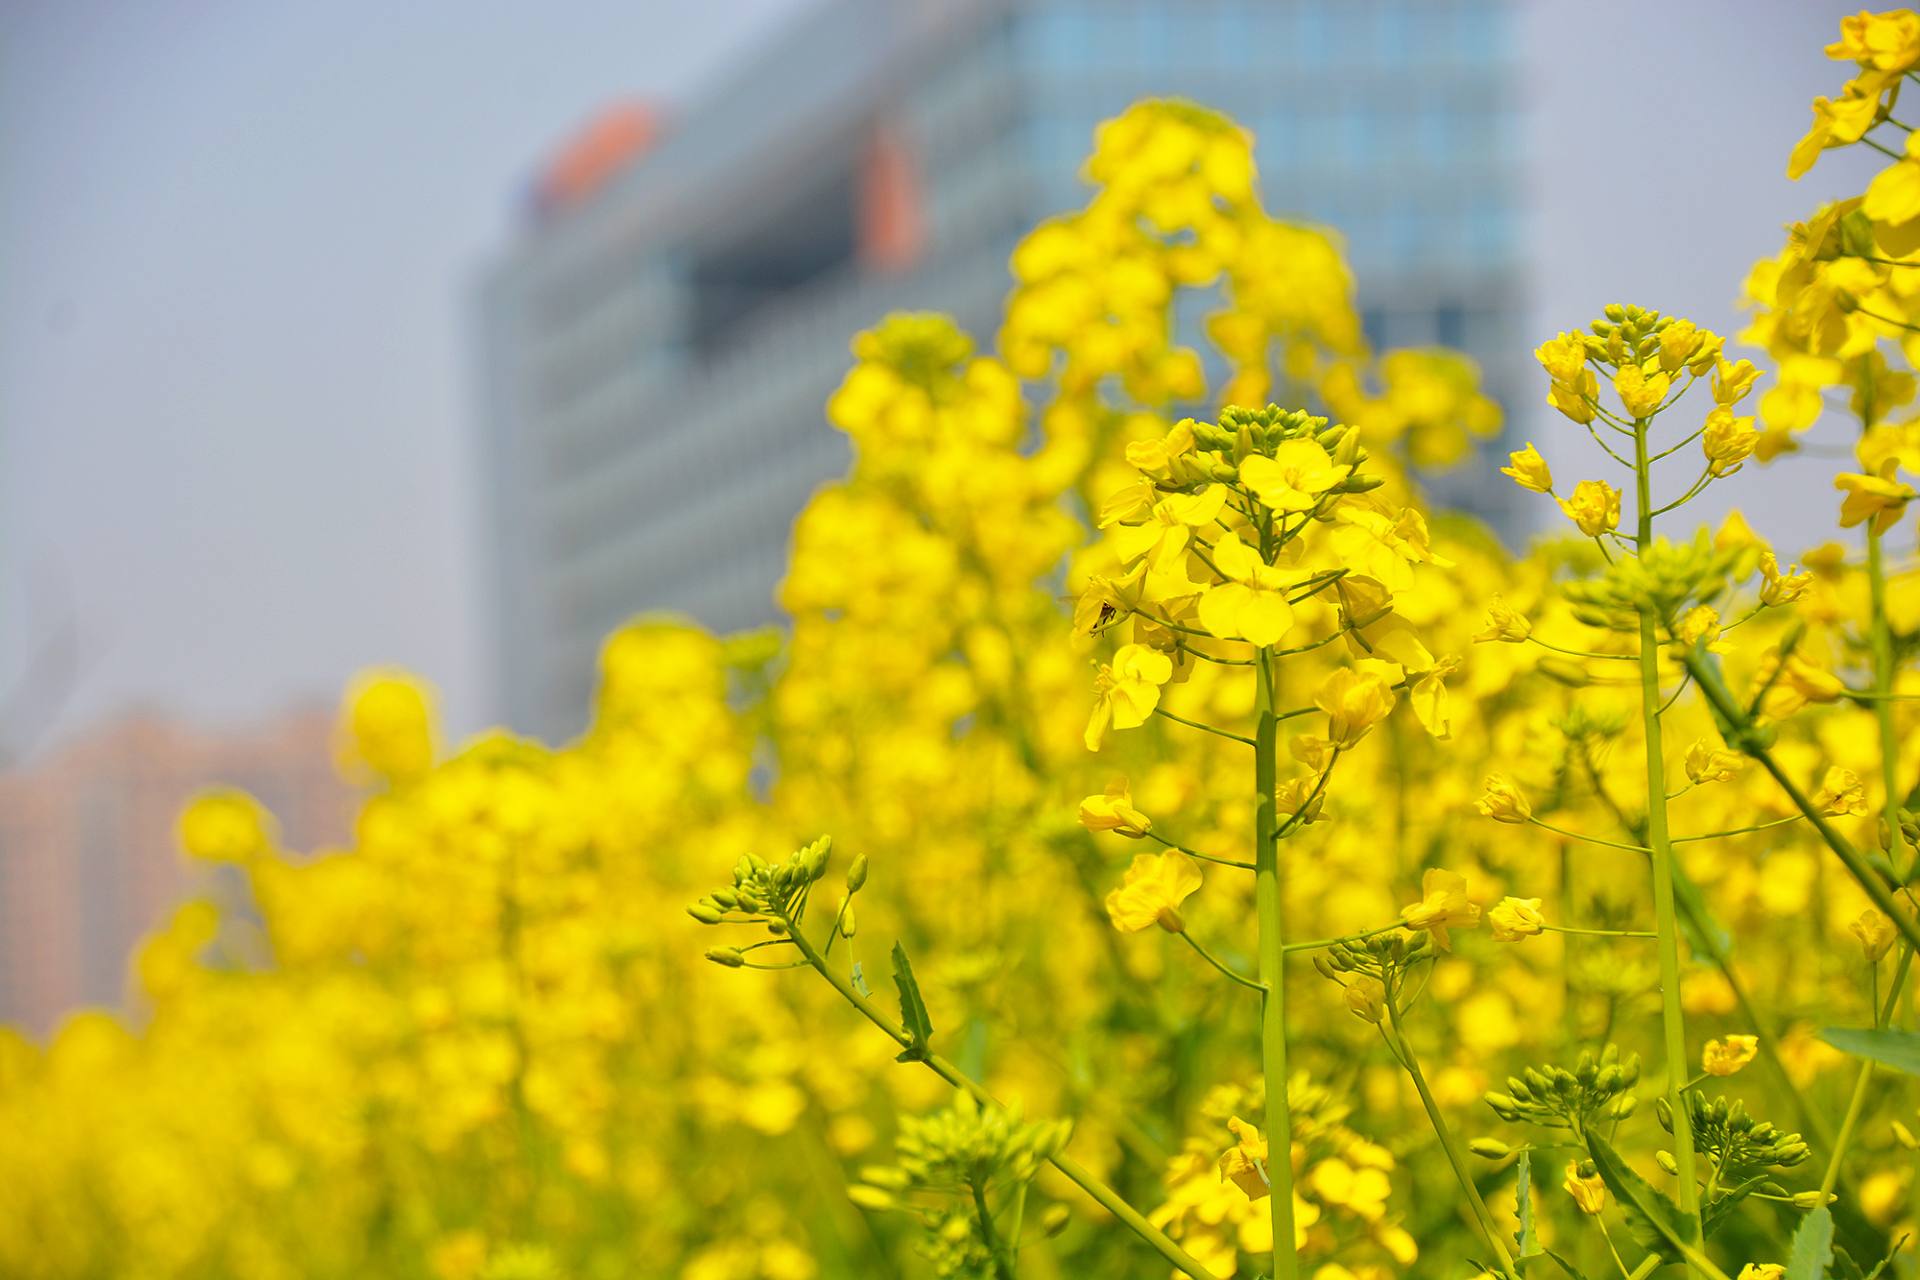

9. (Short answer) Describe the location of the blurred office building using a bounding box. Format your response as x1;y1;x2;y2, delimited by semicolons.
0;710;351;1034
478;0;1525;740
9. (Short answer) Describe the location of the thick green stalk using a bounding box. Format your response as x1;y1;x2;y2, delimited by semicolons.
780;916;1225;1280
1633;416;1702;1251
1254;645;1301;1280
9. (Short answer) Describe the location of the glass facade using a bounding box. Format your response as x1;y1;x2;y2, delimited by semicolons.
478;0;1526;741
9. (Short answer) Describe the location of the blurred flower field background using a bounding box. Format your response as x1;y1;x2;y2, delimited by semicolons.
7;12;1920;1280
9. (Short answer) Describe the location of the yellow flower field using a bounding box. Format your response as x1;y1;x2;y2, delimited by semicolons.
5;12;1920;1280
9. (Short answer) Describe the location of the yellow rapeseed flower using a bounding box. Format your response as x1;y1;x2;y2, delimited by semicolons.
1487;897;1546;942
1399;868;1480;951
1534;332;1589;384
1851;909;1897;963
1759;551;1814;605
1474;595;1531;643
1564;1162;1607;1215
1219;1116;1270;1199
1085;644;1174;751
1558;479;1621;537
1614;363;1671;418
1343;975;1387;1023
1078;778;1152;838
1702;408;1758;477
1836;464;1916;535
1500;443;1553;493
1474;774;1532;824
1702;1034;1760;1077
1685;740;1746;785
1239;439;1351;514
1314;664;1397;748
1104;850;1202;933
1197;531;1298;647
1812;765;1868;816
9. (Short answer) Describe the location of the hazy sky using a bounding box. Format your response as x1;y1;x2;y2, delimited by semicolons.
0;0;1887;758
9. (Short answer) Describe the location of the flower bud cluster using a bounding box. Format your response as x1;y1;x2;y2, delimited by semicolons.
1484;1045;1641;1131
1561;535;1737;632
1656;1093;1811;1177
688;836;834;929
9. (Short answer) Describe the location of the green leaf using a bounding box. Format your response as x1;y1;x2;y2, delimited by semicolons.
1539;1248;1595;1280
1701;1175;1766;1241
1820;1027;1920;1075
1785;1206;1834;1280
1863;1232;1910;1280
891;943;934;1063
1829;1243;1867;1280
1586;1131;1699;1261
1515;1150;1541;1258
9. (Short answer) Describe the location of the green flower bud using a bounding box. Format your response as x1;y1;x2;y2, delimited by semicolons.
705;946;745;967
1469;1138;1512;1159
688;902;725;925
846;854;869;892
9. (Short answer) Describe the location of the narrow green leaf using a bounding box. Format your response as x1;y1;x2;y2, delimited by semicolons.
891;943;934;1062
1862;1232;1910;1280
1785;1206;1834;1280
1515;1150;1541;1258
1828;1242;1867;1280
1586;1131;1699;1260
1540;1248;1596;1280
1820;1027;1920;1076
1701;1175;1765;1240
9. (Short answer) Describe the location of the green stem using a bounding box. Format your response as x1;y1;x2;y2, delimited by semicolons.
780;916;1225;1279
971;1172;1017;1280
1179;929;1265;992
1670;815;1802;843
1253;643;1301;1280
1823;946;1913;1197
1634;414;1702;1260
1144;829;1256;871
1154;706;1255;747
1683;652;1920;960
1529;816;1652;854
1385;1007;1519;1278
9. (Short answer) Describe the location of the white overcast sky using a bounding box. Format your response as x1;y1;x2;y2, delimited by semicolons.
0;0;1888;758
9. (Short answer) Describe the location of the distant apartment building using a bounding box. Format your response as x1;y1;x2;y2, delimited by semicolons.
0;710;352;1034
478;0;1527;741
